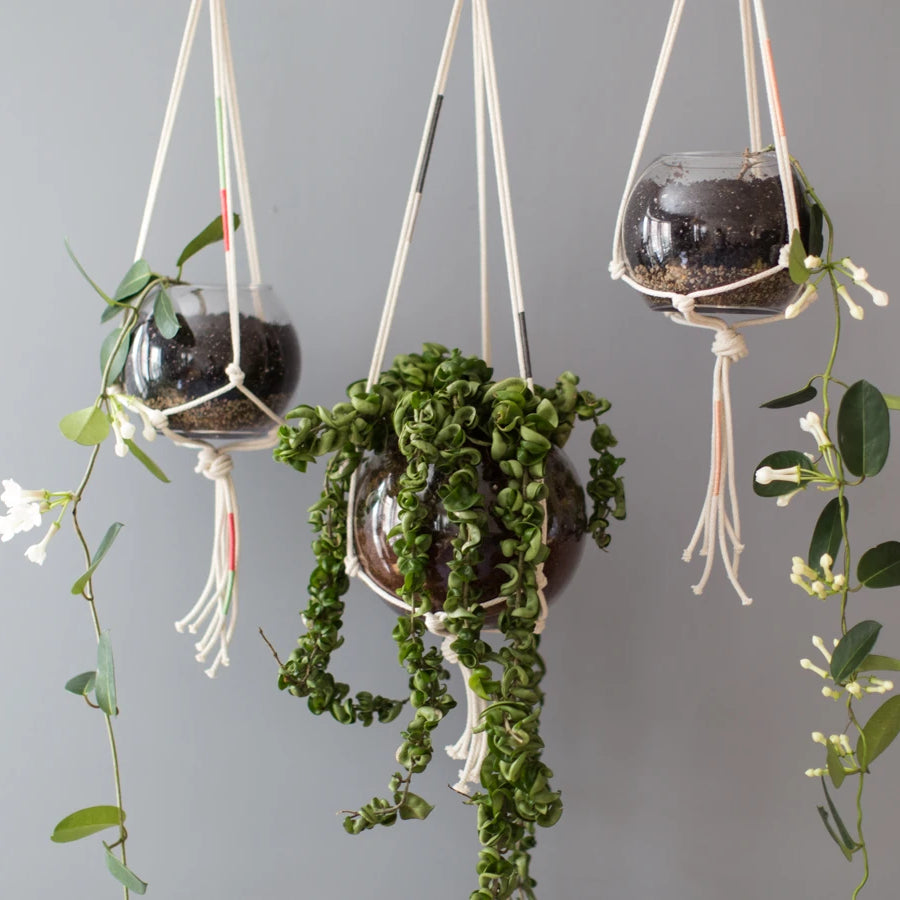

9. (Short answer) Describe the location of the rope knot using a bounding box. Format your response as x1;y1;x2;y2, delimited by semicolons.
343;553;360;578
195;446;234;480
147;408;169;430
225;362;245;387
424;610;450;637
670;294;695;316
711;327;748;363
440;635;459;666
608;259;626;280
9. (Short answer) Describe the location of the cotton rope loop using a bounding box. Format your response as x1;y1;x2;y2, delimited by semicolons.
127;0;285;675
341;0;550;792
610;0;802;604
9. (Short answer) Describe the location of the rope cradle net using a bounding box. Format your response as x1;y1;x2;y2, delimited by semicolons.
117;0;293;677
335;0;552;793
610;0;808;605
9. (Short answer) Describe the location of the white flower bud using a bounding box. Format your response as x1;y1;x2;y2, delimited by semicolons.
812;635;833;663
846;681;864;699
804;255;822;269
811;732;827;745
801;658;829;678
837;285;865;320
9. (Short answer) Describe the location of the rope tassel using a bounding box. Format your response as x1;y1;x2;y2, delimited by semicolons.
175;447;240;677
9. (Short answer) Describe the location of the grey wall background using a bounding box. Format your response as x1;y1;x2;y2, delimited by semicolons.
0;1;898;897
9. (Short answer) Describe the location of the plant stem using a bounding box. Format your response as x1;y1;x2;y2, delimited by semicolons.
71;444;129;900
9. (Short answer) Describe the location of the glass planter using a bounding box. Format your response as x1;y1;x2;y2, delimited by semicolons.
123;283;300;440
352;442;587;625
621;150;811;314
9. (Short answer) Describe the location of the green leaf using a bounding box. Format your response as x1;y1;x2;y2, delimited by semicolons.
825;739;846;789
113;260;152;302
859;654;900;673
64;671;96;697
822;779;857;852
124;439;170;483
95;631;117;717
176;213;241;270
809;497;848;577
817;805;853;862
71;522;124;595
882;393;900;411
830;620;882;684
50;806;124;843
752;450;815;498
788;229;810;285
858;541;900;589
398;792;434;821
808;202;825;257
99;328;131;382
858;695;900;769
760;384;818;410
837;380;890;477
100;302;126;323
65;240;115;305
104;844;148;894
153;285;180;339
59;407;110;446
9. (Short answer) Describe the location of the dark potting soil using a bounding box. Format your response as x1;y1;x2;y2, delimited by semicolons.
123;311;300;439
623;172;810;313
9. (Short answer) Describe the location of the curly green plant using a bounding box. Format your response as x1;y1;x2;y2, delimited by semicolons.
753;161;897;899
270;343;625;899
0;215;238;898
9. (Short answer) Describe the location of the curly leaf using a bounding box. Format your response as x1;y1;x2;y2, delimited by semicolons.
71;522;124;595
176;213;240;269
838;380;890;477
64;671;96;697
788;229;810;285
825;739;846;789
95;631;118;717
99;328;131;382
104;844;148;894
153;285;180;339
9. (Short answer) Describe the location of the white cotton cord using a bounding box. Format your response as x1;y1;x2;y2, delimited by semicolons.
473;2;491;365
609;0;687;275
752;0;800;236
219;0;264;310
472;0;530;386
209;0;242;366
134;0;204;262
739;0;763;151
665;298;753;605
365;0;465;391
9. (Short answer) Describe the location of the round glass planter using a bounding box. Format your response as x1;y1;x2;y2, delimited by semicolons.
621;150;812;314
352;442;587;626
123;283;300;440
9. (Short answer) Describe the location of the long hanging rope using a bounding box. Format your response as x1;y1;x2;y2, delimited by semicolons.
126;0;286;675
343;0;549;793
610;0;802;604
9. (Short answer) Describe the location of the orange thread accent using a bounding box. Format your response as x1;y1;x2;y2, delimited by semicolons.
227;512;236;572
763;39;787;138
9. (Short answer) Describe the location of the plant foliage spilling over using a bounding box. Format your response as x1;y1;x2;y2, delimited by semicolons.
272;344;625;899
754;161;896;899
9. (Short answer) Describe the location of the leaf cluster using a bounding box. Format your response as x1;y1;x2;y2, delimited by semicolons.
273;343;625;898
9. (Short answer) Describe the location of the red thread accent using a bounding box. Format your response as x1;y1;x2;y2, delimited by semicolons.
227;512;236;572
713;399;723;498
220;189;231;251
763;40;787;138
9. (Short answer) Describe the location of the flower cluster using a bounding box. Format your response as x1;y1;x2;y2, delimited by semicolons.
791;554;845;600
801;634;893;702
0;479;70;566
805;731;857;779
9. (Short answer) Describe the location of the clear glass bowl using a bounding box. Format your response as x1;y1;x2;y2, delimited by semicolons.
620;150;811;315
123;283;300;439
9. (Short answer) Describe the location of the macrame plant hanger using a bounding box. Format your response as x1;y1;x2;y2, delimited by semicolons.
121;0;285;677
610;0;803;606
340;0;549;793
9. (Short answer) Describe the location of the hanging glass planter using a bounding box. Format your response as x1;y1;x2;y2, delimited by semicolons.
352;441;586;623
124;284;300;439
621;150;811;315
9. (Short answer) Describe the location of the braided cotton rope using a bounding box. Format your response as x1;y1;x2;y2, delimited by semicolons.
343;0;549;793
127;0;285;675
610;0;802;604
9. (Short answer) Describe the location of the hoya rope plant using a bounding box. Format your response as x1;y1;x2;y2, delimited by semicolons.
752;160;899;898
269;343;625;899
0;217;239;898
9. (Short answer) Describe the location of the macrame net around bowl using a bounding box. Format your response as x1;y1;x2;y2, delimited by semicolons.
336;0;567;793
117;0;296;677
610;0;811;605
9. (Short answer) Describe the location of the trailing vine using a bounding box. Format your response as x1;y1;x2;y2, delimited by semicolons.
753;162;898;898
272;343;625;898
